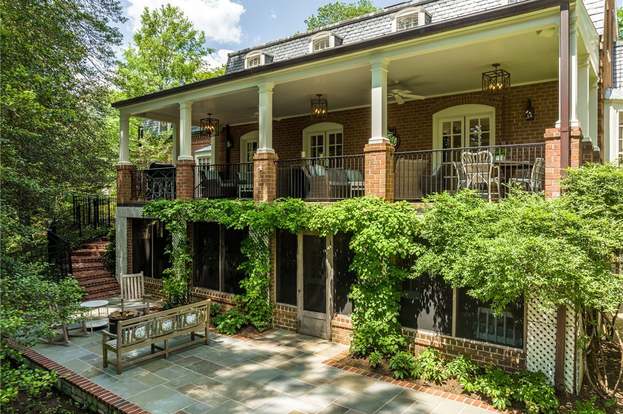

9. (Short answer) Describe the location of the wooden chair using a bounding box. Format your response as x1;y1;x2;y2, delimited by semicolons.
461;150;500;201
119;272;151;313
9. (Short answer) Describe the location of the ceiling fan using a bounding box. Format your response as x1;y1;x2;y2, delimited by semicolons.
387;79;426;104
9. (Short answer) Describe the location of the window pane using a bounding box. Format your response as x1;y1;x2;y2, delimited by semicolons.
334;233;356;315
276;230;297;305
223;227;247;294
480;117;490;131
303;235;326;313
456;288;524;348
193;222;220;290
399;274;452;334
132;219;170;279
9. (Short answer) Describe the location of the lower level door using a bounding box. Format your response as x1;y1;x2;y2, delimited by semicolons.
297;234;332;339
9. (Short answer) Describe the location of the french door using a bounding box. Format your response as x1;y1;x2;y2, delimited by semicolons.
306;130;343;166
440;115;493;163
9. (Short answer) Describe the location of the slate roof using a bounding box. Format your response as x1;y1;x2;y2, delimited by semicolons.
225;0;606;74
614;42;623;89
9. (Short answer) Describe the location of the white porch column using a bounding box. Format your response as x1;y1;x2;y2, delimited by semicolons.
258;82;274;153
588;77;598;146
370;60;389;143
178;101;193;161
171;122;179;163
570;26;579;127
119;112;131;165
577;57;589;134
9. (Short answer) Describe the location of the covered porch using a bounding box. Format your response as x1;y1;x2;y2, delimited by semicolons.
115;1;599;204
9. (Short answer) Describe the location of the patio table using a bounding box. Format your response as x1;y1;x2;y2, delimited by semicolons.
80;299;109;333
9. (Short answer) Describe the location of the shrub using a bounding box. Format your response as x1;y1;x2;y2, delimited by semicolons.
368;351;383;369
102;226;115;274
413;348;447;384
214;308;247;335
388;351;416;380
570;398;607;414
445;355;479;383
209;302;222;320
513;371;558;414
462;367;514;411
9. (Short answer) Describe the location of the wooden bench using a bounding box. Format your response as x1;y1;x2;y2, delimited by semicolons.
102;299;211;374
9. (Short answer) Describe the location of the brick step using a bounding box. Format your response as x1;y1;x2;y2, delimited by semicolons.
78;277;117;287
73;271;113;280
85;290;119;301
72;262;106;271
82;242;107;249
72;249;104;257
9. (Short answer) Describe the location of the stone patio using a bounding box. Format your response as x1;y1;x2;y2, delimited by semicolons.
31;329;496;414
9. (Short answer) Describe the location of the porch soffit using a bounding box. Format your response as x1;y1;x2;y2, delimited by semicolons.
117;1;562;117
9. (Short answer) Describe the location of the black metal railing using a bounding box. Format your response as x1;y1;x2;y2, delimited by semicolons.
277;154;365;201
132;167;176;201
394;143;545;201
47;229;72;279
72;194;114;235
194;163;254;199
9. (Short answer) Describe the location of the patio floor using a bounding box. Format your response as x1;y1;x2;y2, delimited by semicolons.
31;329;495;414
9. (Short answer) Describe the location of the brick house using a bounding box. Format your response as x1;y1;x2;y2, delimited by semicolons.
112;0;618;394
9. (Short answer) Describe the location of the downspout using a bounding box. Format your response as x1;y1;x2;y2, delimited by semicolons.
554;0;570;394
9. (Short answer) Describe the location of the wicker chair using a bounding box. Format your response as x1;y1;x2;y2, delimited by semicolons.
461;150;500;201
509;157;545;193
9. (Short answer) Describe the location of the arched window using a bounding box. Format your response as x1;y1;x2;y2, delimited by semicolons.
302;122;343;159
240;130;259;163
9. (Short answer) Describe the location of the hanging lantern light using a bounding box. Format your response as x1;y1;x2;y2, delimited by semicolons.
482;63;511;93
200;113;219;139
310;94;328;119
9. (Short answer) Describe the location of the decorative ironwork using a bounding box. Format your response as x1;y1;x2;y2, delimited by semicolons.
132;167;176;201
200;113;219;139
47;229;72;279
482;64;511;93
310;94;328;119
72;194;114;236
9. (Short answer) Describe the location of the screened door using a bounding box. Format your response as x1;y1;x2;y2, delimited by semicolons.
298;234;331;339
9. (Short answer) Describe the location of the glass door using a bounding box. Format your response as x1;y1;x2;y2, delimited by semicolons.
297;234;331;339
466;116;491;148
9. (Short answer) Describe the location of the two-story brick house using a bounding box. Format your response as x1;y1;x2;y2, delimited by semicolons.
112;0;618;393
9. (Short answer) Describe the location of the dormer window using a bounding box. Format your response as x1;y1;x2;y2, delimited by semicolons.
244;51;271;69
393;7;431;32
309;32;342;53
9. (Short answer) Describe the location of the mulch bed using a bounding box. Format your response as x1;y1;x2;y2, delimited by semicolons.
8;388;96;414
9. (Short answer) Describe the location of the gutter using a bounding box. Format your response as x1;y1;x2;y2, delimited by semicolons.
112;0;560;109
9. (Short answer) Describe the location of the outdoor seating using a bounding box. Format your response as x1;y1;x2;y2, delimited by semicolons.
344;168;365;197
461;150;500;201
395;158;428;200
508;157;545;192
102;299;211;374
302;163;329;199
117;272;152;313
237;170;253;198
452;161;468;190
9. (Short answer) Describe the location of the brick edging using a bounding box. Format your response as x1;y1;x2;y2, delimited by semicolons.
323;351;500;413
18;345;150;414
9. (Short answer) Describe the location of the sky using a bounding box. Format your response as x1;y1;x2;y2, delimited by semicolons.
119;0;399;68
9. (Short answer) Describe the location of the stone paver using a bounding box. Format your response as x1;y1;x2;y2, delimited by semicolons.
32;329;496;414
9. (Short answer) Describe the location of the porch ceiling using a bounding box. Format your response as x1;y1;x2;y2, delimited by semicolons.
138;28;558;126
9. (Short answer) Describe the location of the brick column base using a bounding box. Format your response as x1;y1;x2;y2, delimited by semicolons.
116;164;135;205
254;151;278;202
543;127;582;199
175;160;195;200
364;141;395;201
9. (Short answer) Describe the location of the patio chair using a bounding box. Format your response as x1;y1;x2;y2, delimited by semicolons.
327;168;349;199
302;163;329;199
237;170;253;198
198;169;224;198
395;158;428;200
508;157;544;193
118;272;152;313
344;169;365;197
452;161;468;191
461;150;500;201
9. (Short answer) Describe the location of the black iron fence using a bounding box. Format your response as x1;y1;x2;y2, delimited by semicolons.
47;229;72;279
72;194;114;234
131;167;176;201
394;143;545;201
277;155;365;201
194;163;254;199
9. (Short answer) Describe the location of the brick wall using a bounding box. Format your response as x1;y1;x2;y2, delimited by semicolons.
221;81;557;159
175;160;195;199
274;304;297;331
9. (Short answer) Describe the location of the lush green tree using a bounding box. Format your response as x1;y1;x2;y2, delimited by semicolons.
1;0;123;250
617;7;623;39
305;0;379;31
115;4;225;165
116;4;220;98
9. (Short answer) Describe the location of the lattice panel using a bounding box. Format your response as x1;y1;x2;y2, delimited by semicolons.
564;308;582;394
526;299;557;384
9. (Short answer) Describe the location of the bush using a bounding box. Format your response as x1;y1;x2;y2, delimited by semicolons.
570;397;607;414
209;302;222;320
102;226;115;274
513;371;558;414
214;308;247;335
445;355;479;383
388;351;416;379
412;348;447;384
368;351;382;369
462;367;514;411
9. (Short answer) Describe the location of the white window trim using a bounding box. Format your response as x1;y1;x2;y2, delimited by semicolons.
392;7;428;32
302;122;344;158
244;51;267;69
309;32;337;53
432;104;496;151
239;130;259;163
